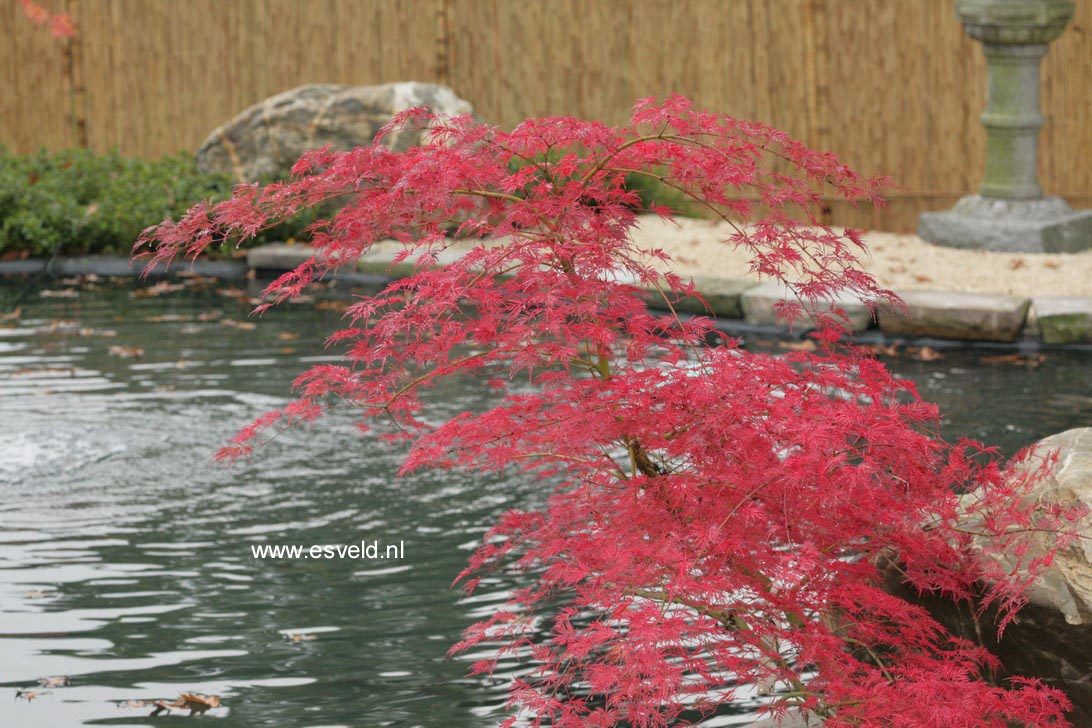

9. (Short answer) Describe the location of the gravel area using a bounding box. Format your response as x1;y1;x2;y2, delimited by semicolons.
630;216;1092;298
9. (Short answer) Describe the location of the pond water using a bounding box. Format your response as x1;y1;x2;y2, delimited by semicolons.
0;278;1088;727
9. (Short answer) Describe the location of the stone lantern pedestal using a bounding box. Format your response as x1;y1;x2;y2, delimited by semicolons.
919;0;1092;253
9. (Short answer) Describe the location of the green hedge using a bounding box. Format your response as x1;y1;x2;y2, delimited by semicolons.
0;149;316;258
0;148;696;259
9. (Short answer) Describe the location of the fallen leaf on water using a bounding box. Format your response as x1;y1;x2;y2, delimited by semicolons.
0;307;20;321
287;633;317;642
108;345;144;359
148;693;223;717
868;343;901;358
912;274;932;284
1043;261;1060;270
39;676;69;688
280;347;297;355
909;346;943;362
15;689;48;701
150;700;175;716
981;353;1046;368
221;319;257;331
315;300;349;312
176;694;221;715
10;367;76;377
133;281;185;298
197;311;223;322
217;288;247;299
277;332;300;341
776;339;817;351
44;319;80;334
40;289;79;299
1009;258;1026;270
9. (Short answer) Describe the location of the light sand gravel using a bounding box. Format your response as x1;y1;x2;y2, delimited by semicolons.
629;216;1092;298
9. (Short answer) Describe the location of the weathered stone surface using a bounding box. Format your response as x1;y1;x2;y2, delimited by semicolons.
741;282;875;331
743;713;821;728
248;242;468;280
246;243;316;271
196;82;475;182
1034;296;1092;345
1000;428;1092;625
0;259;47;275
919;195;1092;254
879;290;1030;342
891;428;1092;722
355;245;465;279
50;256;247;279
643;275;756;319
957;0;1075;46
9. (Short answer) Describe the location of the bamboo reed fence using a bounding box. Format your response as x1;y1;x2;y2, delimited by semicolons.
3;0;1089;232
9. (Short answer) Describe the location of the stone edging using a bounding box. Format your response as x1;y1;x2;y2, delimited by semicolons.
0;256;249;279
4;246;1091;347
245;243;1092;346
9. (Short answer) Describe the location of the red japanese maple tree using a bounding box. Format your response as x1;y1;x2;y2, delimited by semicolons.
139;97;1079;727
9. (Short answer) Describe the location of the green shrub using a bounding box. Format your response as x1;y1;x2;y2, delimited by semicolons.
0;149;315;257
0;148;692;259
505;155;696;217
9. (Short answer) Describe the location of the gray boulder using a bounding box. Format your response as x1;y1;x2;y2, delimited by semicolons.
742;713;822;727
878;290;1030;342
890;428;1092;722
195;82;475;182
973;428;1092;625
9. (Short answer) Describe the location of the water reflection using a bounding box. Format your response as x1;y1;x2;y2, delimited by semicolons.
0;280;1088;726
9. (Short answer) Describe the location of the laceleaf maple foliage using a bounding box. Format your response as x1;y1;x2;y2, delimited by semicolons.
18;0;76;39
138;96;1081;727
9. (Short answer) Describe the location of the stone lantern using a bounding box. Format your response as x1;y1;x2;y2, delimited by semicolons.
918;0;1092;253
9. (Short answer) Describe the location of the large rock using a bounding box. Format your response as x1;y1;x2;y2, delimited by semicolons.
196;82;475;182
879;290;1030;342
992;428;1092;625
643;275;756;319
1033;296;1092;345
741;282;875;331
891;428;1092;722
743;713;822;727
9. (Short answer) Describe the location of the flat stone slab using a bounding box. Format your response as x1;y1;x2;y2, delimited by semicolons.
643;275;755;319
356;246;466;279
1034;296;1092;345
0;260;47;275
250;243;472;279
0;256;248;278
741;282;875;331
246;244;316;271
744;713;822;727
55;256;248;278
919;195;1092;254
880;290;1030;342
